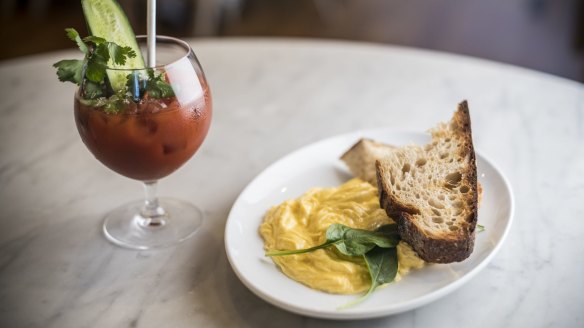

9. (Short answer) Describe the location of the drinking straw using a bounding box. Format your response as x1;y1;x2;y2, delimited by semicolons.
147;0;156;67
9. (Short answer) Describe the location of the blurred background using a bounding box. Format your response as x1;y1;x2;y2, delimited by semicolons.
1;0;583;81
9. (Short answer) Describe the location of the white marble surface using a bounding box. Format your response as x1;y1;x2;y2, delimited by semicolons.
0;38;583;327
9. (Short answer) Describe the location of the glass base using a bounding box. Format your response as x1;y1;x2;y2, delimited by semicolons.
103;198;203;250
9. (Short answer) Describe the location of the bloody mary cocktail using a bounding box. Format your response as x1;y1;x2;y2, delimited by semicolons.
75;86;211;181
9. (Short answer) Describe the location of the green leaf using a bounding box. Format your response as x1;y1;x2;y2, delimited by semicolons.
82;81;105;99
102;95;125;114
85;59;107;83
266;224;400;257
477;224;485;232
365;247;398;288
152;79;174;98
84;43;110;83
264;223;401;310
375;223;399;235
83;36;137;66
55;30;143;102
93;43;111;62
83;35;107;45
65;28;88;54
339;247;398;309
148;86;161;99
145;70;175;99
147;68;156;79
81;94;128;114
265;240;337;256
107;43;137;66
53;59;84;85
330;224;400;256
324;223;349;241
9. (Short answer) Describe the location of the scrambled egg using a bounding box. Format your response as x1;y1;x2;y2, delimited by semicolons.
260;178;425;294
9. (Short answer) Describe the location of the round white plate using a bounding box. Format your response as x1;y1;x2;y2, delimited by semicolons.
224;129;514;320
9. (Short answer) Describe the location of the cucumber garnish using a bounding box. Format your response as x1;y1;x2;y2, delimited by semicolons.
81;0;145;91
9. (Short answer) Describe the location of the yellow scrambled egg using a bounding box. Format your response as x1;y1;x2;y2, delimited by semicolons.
259;178;425;294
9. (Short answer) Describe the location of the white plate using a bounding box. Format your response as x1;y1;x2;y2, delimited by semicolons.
225;129;514;320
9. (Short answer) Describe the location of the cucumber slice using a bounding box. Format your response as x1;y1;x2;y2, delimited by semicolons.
81;0;145;92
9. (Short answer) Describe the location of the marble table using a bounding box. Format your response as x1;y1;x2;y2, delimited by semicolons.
0;38;582;328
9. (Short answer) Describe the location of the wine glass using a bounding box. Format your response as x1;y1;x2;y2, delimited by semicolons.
74;36;212;249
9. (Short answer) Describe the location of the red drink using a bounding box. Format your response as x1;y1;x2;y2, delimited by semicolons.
74;88;212;181
53;3;214;248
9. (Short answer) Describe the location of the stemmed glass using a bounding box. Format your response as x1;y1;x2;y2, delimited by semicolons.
74;36;212;249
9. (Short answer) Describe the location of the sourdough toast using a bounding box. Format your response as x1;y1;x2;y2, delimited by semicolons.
340;139;395;185
376;101;478;263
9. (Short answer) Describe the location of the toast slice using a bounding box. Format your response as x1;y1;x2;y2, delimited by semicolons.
340;139;396;185
376;101;478;263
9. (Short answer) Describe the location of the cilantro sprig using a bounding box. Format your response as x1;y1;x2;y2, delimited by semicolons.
54;28;136;87
53;28;175;113
125;68;175;102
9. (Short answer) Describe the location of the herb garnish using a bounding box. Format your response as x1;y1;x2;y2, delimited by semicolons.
266;224;401;308
53;28;136;89
267;222;485;308
266;224;399;257
340;246;398;309
125;68;175;101
53;28;175;113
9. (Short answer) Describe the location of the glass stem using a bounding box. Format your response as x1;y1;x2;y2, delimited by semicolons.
139;180;166;227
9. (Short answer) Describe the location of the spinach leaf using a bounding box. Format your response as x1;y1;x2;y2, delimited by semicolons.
265;223;402;309
265;223;399;257
331;224;399;256
364;246;398;295
339;246;398;309
264;240;338;256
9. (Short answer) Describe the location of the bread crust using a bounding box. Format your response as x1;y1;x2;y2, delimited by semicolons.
376;100;478;263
